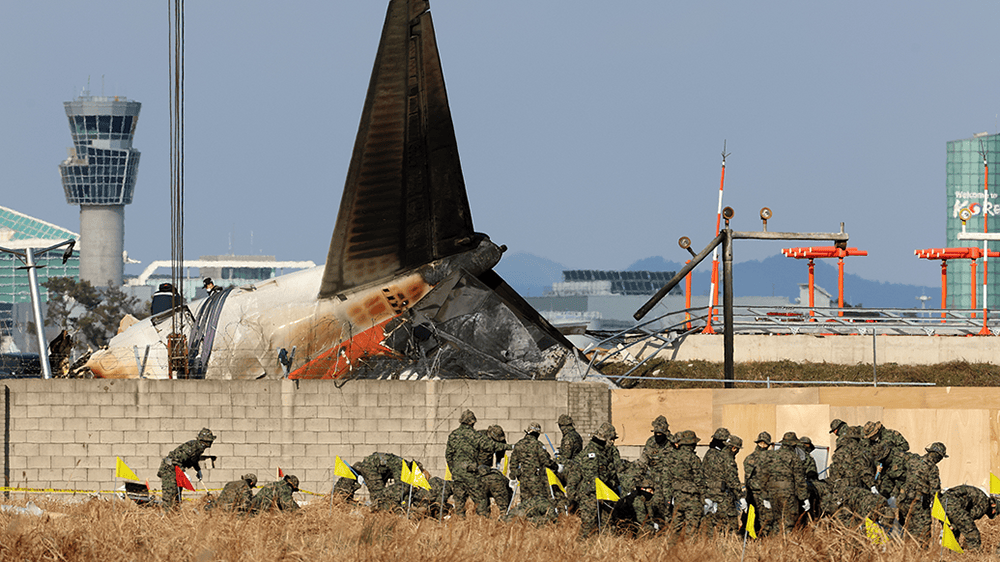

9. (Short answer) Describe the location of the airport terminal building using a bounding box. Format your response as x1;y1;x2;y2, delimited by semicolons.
945;132;1000;309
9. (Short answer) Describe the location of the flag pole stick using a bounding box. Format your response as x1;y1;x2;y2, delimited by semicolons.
439;482;446;523
506;481;519;516
406;481;414;519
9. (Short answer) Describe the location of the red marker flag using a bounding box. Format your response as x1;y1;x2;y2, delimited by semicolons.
277;467;285;479
175;466;195;492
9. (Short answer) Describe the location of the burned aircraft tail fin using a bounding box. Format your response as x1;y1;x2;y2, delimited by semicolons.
320;0;476;298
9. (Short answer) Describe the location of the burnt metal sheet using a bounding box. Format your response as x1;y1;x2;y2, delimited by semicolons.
336;270;573;381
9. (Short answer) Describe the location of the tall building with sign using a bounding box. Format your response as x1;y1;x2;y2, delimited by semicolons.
945;132;1000;309
58;92;141;288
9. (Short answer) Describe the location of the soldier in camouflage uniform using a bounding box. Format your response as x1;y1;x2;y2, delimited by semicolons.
210;473;257;512
557;414;583;461
157;427;216;510
829;419;851;451
249;474;300;513
941;485;998;553
351;451;406;502
570;423;619;538
628;416;674;531
763;432;808;534
862;421;909;499
476;425;512;514
898;442;945;545
332;474;361;501
445;409;509;517
828;426;875;494
510;422;557;504
662;429;706;538
834;485;891;527
703;429;743;534
743;431;772;536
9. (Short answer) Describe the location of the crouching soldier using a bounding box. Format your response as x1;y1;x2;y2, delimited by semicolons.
249;474;300;513
941;485;998;553
210;473;257;512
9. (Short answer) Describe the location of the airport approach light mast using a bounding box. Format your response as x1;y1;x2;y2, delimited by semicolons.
704;141;730;335
636;207;850;387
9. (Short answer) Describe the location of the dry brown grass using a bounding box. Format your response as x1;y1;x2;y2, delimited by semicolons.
599;359;1000;389
1;495;998;561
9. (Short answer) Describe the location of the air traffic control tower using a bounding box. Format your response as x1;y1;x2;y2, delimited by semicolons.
58;93;141;288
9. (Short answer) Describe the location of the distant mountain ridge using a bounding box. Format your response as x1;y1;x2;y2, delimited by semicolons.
495;252;938;309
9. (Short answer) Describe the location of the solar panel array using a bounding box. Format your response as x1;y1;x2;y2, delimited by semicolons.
561;270;678;295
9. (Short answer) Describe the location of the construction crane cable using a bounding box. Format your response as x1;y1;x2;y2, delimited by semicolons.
168;0;185;376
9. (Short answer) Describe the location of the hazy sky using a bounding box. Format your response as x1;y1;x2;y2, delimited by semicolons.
3;1;1000;287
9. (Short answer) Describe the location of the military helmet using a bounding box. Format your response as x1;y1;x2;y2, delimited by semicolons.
780;431;799;446
242;473;258;487
925;442;948;458
863;421;882;439
712;427;731;442
595;422;618;442
726;435;743;449
558;414;574;426
460;409;477;425
198;428;216;443
676;430;700;445
487;424;506;442
755;431;772;445
798;436;814;451
284;474;300;491
989;495;1000;519
651;415;669;434
830;419;847;433
525;422;542;435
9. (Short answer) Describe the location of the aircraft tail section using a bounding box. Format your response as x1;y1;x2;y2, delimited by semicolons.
320;0;475;298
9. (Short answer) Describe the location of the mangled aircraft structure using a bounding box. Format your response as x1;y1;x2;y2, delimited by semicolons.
86;0;582;381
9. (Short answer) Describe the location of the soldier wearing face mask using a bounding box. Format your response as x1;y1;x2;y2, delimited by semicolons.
628;416;673;530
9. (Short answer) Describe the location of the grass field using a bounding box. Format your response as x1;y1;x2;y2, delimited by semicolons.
1;495;998;561
598;359;1000;389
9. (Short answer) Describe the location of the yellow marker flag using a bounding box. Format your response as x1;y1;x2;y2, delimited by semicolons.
501;452;510;477
401;459;413;485
444;464;453;481
595;477;619;502
115;457;139;481
931;493;951;526
746;504;757;539
942;522;963;553
864;517;887;546
991;472;1000;494
546;468;566;494
334;456;356;480
410;461;431;490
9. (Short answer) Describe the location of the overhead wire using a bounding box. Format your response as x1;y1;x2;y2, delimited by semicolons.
168;0;186;376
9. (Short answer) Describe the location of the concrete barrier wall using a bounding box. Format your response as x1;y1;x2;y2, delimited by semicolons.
613;386;1000;490
0;379;610;495
6;379;996;496
630;333;1000;365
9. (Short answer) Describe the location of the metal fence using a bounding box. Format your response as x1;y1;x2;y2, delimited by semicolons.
580;304;987;386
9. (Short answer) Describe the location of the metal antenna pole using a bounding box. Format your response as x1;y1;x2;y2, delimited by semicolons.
980;141;991;335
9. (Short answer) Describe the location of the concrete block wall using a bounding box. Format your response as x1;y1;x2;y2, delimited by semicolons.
0;379;610;496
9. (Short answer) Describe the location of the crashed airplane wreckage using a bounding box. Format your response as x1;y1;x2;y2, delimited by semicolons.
86;0;586;382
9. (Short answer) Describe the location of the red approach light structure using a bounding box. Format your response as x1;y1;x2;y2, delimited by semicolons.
914;247;1000;323
781;246;868;317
